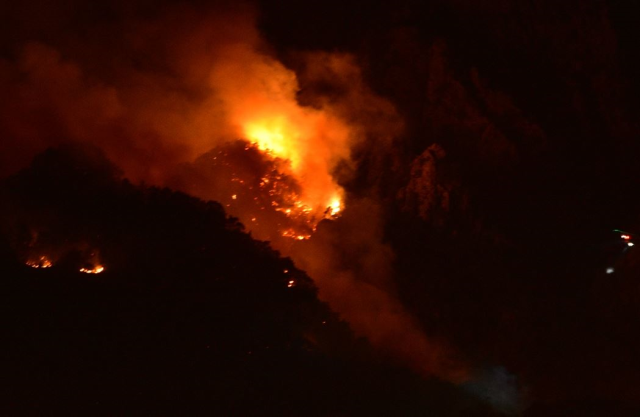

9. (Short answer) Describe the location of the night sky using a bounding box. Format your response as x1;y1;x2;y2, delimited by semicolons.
2;1;640;416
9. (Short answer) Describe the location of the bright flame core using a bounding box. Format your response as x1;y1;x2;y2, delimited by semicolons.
328;198;342;216
245;120;300;169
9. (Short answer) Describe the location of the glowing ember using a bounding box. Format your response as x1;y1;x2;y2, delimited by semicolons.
80;266;105;274
26;256;52;269
282;229;311;241
287;280;295;288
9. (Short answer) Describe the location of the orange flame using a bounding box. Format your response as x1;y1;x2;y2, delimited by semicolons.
241;115;347;225
26;256;52;269
80;265;104;274
209;44;353;236
241;116;346;232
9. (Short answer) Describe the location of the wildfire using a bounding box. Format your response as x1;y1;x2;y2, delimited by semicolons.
80;265;105;274
234;138;343;241
195;140;342;242
207;47;352;241
243;121;346;226
26;256;52;269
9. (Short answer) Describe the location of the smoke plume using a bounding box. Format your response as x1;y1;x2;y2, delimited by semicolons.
0;0;464;381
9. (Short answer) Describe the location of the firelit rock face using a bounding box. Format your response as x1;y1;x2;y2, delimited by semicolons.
399;144;450;225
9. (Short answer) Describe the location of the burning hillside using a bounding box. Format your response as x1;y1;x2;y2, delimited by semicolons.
4;0;640;415
0;145;492;416
169;140;340;243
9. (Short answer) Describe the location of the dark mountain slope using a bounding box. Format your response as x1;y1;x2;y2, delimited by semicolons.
0;144;496;416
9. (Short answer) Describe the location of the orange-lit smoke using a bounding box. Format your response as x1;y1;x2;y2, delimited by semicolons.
208;41;351;227
289;199;468;381
0;2;463;381
0;4;351;232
